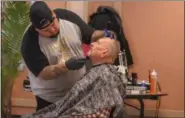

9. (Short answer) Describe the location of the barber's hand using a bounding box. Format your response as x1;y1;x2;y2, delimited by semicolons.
105;30;117;40
65;57;86;70
109;30;117;39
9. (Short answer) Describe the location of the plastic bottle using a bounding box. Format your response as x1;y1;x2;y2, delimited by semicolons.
141;80;147;94
149;70;157;93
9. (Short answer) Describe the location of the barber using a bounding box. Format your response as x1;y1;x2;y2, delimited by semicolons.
21;1;115;111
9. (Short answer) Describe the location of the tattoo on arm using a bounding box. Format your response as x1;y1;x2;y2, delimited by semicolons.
91;30;117;42
38;63;67;80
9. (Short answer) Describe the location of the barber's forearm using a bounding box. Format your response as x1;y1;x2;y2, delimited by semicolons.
38;63;67;80
91;30;117;42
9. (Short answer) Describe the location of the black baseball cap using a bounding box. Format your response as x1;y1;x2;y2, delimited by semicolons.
29;1;54;29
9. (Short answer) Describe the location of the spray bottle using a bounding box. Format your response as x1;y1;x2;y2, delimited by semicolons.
149;70;158;93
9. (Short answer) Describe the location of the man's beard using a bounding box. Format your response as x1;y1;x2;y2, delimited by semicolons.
50;31;59;38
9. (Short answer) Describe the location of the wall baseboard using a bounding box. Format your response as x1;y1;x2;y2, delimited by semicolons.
12;98;184;118
12;98;36;108
125;107;184;118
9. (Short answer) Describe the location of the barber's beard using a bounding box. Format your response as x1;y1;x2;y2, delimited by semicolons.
50;31;59;38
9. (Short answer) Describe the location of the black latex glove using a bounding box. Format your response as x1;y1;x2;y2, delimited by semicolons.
104;29;117;40
65;57;88;70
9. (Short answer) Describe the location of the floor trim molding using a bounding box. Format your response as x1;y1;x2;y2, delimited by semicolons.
12;98;36;107
12;98;184;117
125;107;184;118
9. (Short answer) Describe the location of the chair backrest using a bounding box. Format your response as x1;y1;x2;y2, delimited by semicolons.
88;6;122;38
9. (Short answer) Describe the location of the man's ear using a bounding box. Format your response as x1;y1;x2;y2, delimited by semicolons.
100;49;109;58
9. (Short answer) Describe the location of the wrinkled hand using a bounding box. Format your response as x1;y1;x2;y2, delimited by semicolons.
65;57;87;70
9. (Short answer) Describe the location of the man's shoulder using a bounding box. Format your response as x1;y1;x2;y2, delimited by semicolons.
91;64;118;74
22;25;38;42
54;9;80;24
21;25;39;53
54;8;73;19
53;8;67;14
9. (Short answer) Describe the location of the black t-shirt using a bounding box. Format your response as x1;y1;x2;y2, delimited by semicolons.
21;9;95;77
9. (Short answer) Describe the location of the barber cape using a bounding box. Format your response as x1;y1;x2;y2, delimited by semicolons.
22;64;126;118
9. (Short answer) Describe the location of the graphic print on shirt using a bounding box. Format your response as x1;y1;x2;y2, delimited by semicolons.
57;34;73;63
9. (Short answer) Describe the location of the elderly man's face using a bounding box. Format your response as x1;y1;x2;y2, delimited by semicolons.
88;38;112;62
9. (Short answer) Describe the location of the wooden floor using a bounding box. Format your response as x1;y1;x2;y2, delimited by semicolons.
12;115;172;118
11;70;36;115
122;116;176;118
128;116;168;118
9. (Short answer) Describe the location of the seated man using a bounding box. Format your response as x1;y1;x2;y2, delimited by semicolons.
22;38;126;118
